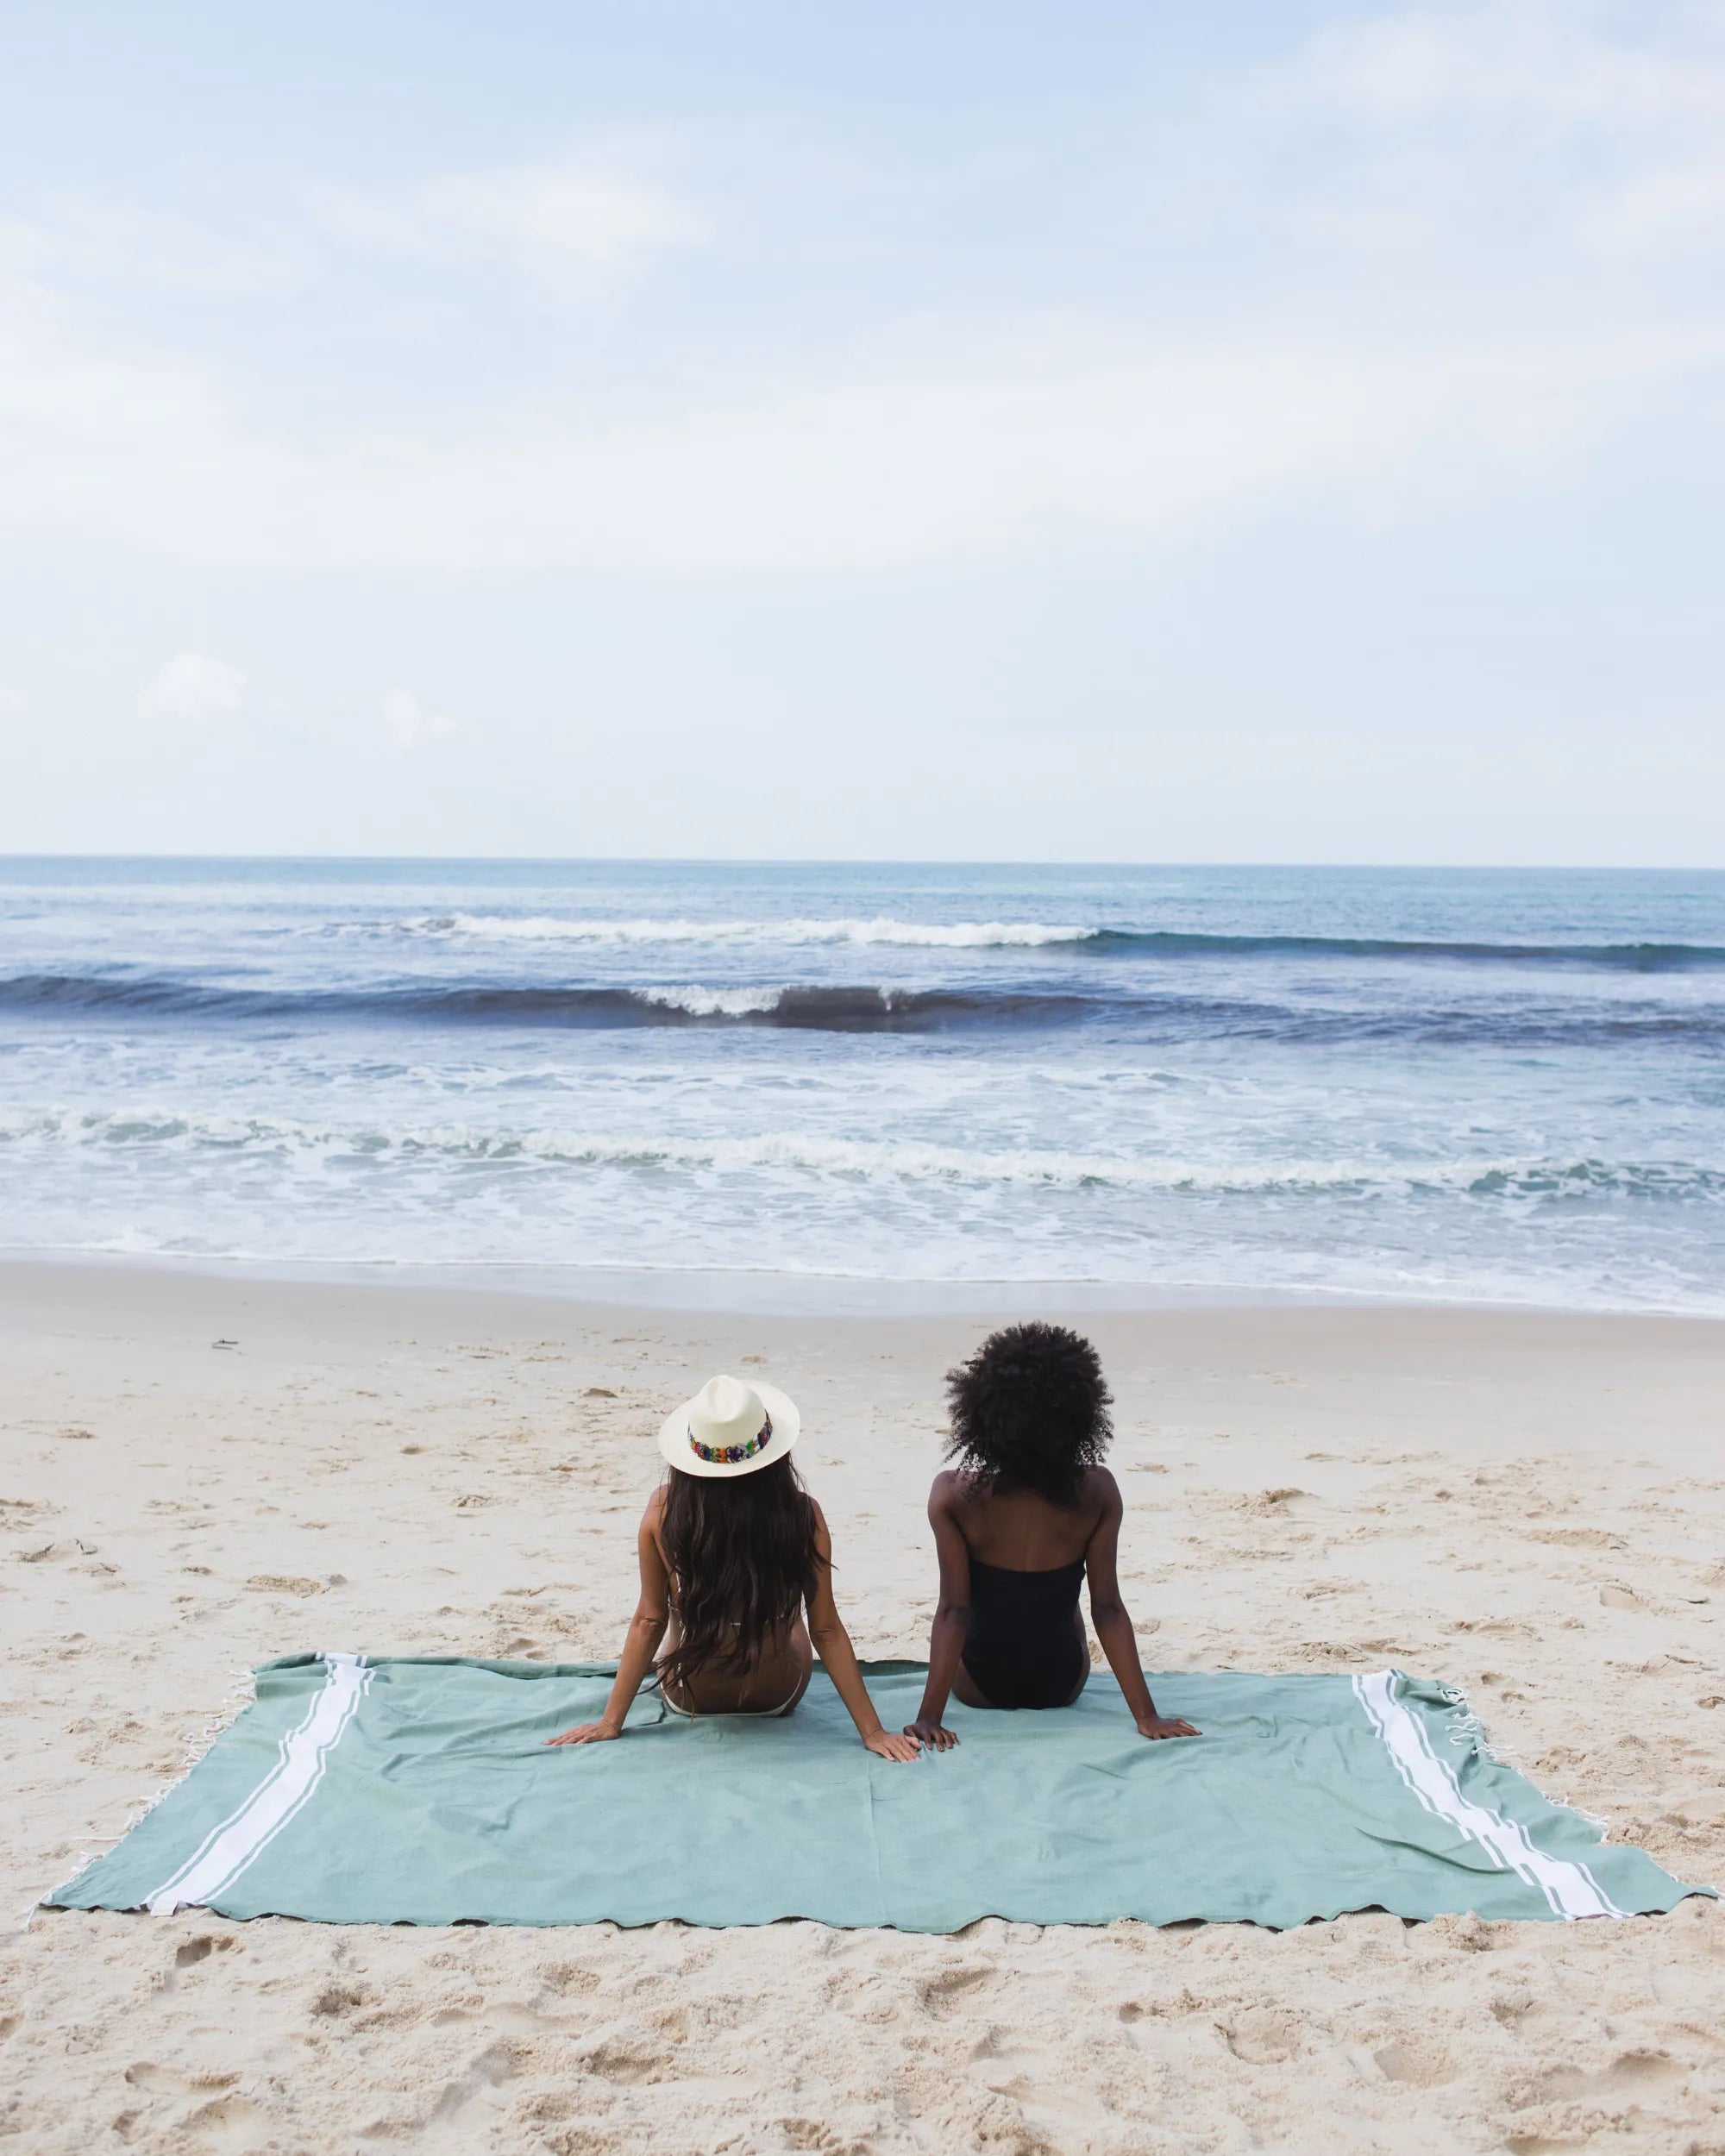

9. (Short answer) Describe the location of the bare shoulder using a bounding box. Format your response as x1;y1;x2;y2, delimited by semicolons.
642;1484;668;1528
928;1468;975;1523
928;1467;963;1509
1082;1465;1123;1514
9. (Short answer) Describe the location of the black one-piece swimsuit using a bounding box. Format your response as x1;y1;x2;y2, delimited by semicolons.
961;1557;1088;1708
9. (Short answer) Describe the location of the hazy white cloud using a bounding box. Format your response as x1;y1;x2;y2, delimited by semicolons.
0;10;1718;582
1190;3;1725;281
0;195;304;303
317;155;708;285
138;651;248;724
1586;161;1725;253
380;687;457;749
1268;4;1725;133
3;280;1719;574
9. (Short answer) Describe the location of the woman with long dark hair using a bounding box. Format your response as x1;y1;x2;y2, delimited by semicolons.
547;1374;921;1759
904;1323;1199;1748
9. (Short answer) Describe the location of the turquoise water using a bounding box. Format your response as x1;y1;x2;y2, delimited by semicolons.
1;859;1721;1311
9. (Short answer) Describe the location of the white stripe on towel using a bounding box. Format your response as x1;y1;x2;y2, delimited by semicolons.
146;1652;370;1915
1353;1669;1624;1921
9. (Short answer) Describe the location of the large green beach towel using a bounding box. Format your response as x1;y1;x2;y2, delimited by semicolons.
47;1655;1703;1931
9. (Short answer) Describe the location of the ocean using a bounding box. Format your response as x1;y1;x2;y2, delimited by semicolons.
1;858;1721;1313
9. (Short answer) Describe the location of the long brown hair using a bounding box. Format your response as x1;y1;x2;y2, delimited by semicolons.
656;1456;823;1689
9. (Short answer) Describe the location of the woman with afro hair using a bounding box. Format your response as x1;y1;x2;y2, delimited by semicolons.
905;1324;1199;1748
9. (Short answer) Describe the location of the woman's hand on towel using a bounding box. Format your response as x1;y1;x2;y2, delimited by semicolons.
862;1728;925;1764
1136;1714;1201;1739
544;1720;623;1746
903;1718;959;1752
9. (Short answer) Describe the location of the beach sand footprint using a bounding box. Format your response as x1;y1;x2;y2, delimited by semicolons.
1219;2005;1305;2064
1372;2034;1460;2085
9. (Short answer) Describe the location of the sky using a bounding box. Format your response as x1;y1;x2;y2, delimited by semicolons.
1;0;1722;864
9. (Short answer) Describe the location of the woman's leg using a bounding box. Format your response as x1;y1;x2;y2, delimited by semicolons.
1062;1609;1092;1706
767;1633;815;1717
951;1658;993;1708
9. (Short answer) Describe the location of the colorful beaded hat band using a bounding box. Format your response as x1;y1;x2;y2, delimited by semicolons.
687;1413;774;1467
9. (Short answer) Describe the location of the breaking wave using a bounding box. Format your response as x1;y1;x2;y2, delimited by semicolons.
387;915;1725;970
3;969;1722;1045
3;1105;1719;1207
407;913;1095;949
0;974;1093;1032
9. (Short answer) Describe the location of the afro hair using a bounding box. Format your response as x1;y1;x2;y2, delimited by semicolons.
944;1322;1113;1507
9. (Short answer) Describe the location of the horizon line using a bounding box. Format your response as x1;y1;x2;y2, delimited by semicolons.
2;853;1722;875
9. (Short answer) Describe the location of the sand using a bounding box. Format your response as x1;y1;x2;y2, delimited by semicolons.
3;1261;1723;2154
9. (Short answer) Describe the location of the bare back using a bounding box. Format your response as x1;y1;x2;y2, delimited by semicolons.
940;1464;1113;1570
643;1484;812;1714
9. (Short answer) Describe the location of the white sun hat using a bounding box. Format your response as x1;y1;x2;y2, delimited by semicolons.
657;1373;801;1480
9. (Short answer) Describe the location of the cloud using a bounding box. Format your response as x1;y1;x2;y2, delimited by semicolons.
317;155;708;285
1;11;1722;580
1586;160;1725;254
3;291;1719;575
380;687;458;749
0;195;305;304
137;651;248;724
1221;2;1725;268
1263;3;1725;134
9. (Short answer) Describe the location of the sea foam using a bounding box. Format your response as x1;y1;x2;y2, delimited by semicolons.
413;912;1094;949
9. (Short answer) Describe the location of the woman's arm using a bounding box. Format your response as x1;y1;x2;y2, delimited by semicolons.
545;1500;671;1745
805;1504;922;1762
1083;1472;1199;1740
905;1475;969;1748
